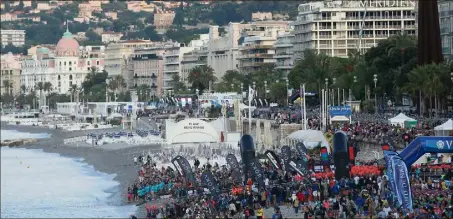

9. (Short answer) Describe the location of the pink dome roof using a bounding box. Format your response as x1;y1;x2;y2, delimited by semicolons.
56;31;79;57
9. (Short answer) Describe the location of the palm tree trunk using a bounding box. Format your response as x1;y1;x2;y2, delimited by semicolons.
429;94;433;118
434;94;438;117
419;90;422;116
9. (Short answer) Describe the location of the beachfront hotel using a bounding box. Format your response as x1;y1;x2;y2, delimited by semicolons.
21;28;105;95
292;0;417;58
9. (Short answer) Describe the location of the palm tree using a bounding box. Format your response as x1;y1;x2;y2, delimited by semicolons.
137;84;151;101
20;85;26;95
170;74;186;94
188;65;217;92
2;79;12;95
43;82;53;106
68;84;78;102
405;65;431;116
35;82;45;107
107;75;126;101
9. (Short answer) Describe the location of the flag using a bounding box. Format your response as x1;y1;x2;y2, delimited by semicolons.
248;86;254;104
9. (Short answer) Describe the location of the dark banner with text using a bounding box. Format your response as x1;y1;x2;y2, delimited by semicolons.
249;158;265;188
172;155;196;185
264;150;282;170
281;145;291;174
201;170;221;199
226;154;242;183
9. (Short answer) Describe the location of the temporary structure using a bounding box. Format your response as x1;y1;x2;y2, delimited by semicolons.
285;130;330;152
434;119;453;136
388;113;416;127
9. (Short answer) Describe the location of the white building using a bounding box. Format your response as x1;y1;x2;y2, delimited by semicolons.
1;30;26;47
162;44;195;91
238;35;277;73
292;0;417;58
21;29;105;96
101;32;123;44
207;21;290;79
273;32;295;76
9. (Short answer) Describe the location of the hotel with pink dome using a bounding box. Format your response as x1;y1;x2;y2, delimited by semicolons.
21;28;105;96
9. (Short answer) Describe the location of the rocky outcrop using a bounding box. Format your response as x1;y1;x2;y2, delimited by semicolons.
1;138;38;147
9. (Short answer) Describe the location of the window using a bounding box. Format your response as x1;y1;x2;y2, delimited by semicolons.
64;62;66;66
69;81;72;86
69;61;72;66
87;61;91;65
96;60;99;65
69;67;72;71
58;75;61;80
69;75;73;80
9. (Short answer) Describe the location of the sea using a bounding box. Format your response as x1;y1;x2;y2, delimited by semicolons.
1;129;137;218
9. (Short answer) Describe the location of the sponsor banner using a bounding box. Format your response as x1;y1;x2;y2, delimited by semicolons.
249;158;265;188
383;151;399;206
226;154;242;183
329;106;352;116
201;170;221;199
295;142;310;174
171;156;196;185
264;150;282;170
280;145;291;174
392;155;413;212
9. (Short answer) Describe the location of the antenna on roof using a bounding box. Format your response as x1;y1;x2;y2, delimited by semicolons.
66;19;69;32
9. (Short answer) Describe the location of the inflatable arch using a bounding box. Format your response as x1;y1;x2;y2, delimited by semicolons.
399;136;453;167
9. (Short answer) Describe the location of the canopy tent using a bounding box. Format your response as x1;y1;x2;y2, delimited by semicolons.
388;113;416;127
434;119;453;136
330;116;350;122
239;103;256;110
285;130;330;153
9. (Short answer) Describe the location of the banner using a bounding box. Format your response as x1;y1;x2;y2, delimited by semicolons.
392;155;413;212
171;156;196;185
233;99;242;133
249;158;265;188
329;106;352;116
240;135;256;181
226;154;242;183
280;145;291;174
383;151;399;207
201;170;221;199
264;150;282;170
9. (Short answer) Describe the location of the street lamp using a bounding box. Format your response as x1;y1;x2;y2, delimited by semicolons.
231;84;234;92
105;78;110;102
451;72;453;82
285;79;289;106
240;83;243;96
332;77;336;105
325;78;328;106
195;88;200;116
264;80;267;99
373;74;378;114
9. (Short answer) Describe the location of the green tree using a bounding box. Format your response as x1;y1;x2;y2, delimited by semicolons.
188;65;217;92
136;84;151;101
143;26;162;41
170;74;186;94
173;2;185;27
107;75;126;100
16;0;24;11
2;80;13;95
31;0;37;9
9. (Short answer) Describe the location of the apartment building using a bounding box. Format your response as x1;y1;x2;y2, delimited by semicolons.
439;1;453;60
252;12;273;21
273;32;295;76
1;30;26;47
104;40;154;88
162;44;195;90
207;21;290;78
1;13;19;22
1;53;22;96
78;3;93;18
153;11;176;29
101;32;123;44
105;11;118;20
238;35;277;73
129;48;164;96
292;0;417;58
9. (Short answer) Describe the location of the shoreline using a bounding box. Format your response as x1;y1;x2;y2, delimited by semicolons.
1;123;161;217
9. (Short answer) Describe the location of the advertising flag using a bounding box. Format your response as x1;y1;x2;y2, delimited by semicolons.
226;154;242;183
201;170;221;199
171;155;196;185
264;150;282;170
280;145;291;174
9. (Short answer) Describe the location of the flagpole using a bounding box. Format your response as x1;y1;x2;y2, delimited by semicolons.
300;84;303;130
248;85;252;135
321;89;324;131
303;84;307;130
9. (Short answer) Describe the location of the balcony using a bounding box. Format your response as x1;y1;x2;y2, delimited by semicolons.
151;84;157;89
239;53;274;59
151;74;157;79
274;53;292;58
240;44;273;50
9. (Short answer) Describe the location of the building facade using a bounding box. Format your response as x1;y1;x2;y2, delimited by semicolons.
439;1;453;60
238;35;277;73
153;11;176;29
129;47;164;96
292;0;417;58
21;30;105;95
101;32;123;44
273;32;295;76
1;29;26;47
1;53;22;96
162;44;195;91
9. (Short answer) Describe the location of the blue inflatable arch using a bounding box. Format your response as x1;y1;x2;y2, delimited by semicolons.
399;136;453;167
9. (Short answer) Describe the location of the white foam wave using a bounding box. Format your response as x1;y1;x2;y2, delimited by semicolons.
1;129;51;141
1;147;136;218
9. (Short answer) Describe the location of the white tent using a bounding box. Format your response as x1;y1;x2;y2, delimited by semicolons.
434;119;453;136
285;130;330;152
388;113;416;127
434;119;453;130
330;116;350;122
